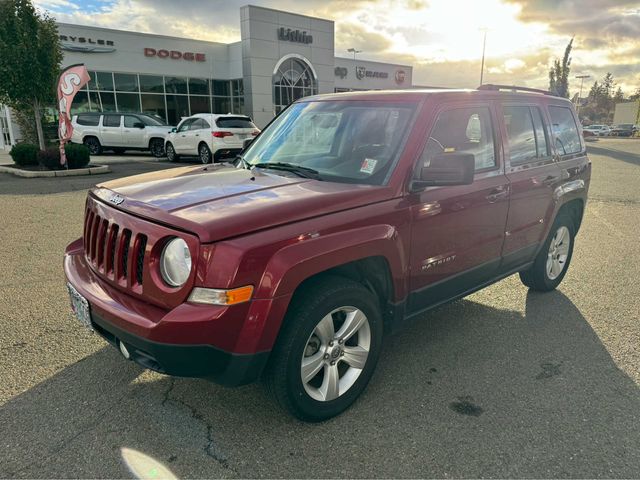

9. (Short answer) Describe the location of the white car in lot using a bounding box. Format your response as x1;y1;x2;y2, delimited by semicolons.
164;113;260;163
583;124;611;137
71;112;171;157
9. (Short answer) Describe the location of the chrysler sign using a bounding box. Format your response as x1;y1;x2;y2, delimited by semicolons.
59;35;115;53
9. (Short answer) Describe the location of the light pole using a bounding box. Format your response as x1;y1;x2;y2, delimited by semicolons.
347;48;362;60
575;74;590;113
479;28;488;86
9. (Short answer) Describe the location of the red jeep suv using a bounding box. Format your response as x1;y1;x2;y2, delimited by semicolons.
64;85;590;421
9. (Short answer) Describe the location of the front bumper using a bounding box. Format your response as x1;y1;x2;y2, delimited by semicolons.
64;239;288;386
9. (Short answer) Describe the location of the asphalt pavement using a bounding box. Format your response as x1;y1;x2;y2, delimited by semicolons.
0;138;639;478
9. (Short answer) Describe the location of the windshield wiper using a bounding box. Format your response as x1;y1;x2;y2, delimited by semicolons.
251;162;322;180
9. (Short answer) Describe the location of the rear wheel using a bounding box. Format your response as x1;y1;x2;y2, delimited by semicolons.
149;138;165;158
264;276;383;421
199;143;212;164
165;142;179;162
83;137;101;155
519;213;575;291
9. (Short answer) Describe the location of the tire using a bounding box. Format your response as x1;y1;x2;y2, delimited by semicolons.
83;137;102;155
263;276;383;422
165;142;179;162
519;212;575;292
198;143;212;164
112;148;126;155
149;138;165;158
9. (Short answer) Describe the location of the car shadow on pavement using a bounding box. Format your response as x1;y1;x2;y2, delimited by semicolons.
1;289;639;478
587;144;640;167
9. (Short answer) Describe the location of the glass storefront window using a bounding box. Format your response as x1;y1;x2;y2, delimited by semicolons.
95;72;114;91
212;80;230;96
189;96;210;115
233;97;244;115
99;92;117;111
213;97;231;114
165;77;188;94
273;57;317;114
188;78;209;95
88;91;102;111
71;91;90;115
116;92;141;112
139;75;164;93
141;94;167;121
166;95;189;124
114;73;138;92
232;79;243;97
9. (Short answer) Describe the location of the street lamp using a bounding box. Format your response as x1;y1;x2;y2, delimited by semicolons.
347;48;362;60
479;28;488;86
575;74;590;113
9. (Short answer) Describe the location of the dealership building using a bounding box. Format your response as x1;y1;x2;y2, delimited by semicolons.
0;4;413;148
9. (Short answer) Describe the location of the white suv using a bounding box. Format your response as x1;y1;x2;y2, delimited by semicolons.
71;113;172;157
164;113;260;163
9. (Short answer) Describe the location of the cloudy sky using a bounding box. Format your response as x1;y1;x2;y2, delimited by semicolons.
34;0;640;95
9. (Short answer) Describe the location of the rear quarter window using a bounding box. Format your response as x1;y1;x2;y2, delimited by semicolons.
549;106;582;155
216;116;255;129
76;115;100;126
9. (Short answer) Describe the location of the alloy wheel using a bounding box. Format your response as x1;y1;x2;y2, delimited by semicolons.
301;306;371;402
546;225;571;280
200;145;211;164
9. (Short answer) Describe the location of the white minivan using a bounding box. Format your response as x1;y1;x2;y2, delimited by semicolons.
71;112;172;157
164;113;260;163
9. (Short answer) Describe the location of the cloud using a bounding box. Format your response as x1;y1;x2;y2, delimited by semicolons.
335;22;394;53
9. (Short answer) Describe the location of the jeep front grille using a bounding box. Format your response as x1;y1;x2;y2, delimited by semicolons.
84;211;147;287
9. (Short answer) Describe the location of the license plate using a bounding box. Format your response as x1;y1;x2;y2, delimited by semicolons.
67;283;93;330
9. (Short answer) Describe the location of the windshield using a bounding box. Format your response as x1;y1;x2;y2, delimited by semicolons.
139;114;167;126
243;100;415;185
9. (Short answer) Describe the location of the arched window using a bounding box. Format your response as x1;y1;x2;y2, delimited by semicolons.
273;55;317;114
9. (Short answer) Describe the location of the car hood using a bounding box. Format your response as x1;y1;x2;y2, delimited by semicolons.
93;165;390;242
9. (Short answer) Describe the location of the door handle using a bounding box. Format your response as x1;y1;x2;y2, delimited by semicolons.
486;185;509;203
195;134;199;137
181;134;186;137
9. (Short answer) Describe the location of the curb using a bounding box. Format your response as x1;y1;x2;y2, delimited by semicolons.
0;164;110;178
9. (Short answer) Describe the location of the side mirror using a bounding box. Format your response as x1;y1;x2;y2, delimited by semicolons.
133;122;145;129
242;137;254;150
170;127;177;133
412;153;475;191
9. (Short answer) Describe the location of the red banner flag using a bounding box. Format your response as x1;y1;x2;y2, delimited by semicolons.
57;64;91;166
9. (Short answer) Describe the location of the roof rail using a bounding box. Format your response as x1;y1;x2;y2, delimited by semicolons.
478;84;555;96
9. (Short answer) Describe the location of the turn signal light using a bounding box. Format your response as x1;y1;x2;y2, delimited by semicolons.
188;285;254;305
251;130;260;136
212;131;234;138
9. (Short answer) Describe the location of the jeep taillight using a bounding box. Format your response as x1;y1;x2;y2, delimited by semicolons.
212;131;233;138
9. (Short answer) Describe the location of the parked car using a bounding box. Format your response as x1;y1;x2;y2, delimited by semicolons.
164;113;260;164
71;112;172;157
64;85;590;421
583;124;610;136
609;123;634;137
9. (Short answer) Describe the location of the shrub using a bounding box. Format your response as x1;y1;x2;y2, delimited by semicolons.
35;143;91;170
37;147;62;170
65;143;90;169
10;143;39;166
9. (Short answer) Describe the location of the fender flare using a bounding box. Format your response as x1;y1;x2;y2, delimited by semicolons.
255;224;407;301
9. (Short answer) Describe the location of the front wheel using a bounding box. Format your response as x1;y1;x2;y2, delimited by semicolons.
83;137;102;155
165;142;179;162
149;138;165;158
519;213;575;291
264;276;383;421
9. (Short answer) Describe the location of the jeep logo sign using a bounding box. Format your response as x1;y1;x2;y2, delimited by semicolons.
278;27;313;44
334;67;348;79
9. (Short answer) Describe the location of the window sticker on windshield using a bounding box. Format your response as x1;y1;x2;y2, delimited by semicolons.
444;147;456;153
360;158;378;174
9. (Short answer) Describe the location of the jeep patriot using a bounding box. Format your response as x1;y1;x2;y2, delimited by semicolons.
64;85;590;421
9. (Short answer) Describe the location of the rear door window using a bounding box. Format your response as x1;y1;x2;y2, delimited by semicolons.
76;115;100;126
549;106;582;155
503;106;537;165
192;118;210;130
421;106;496;170
530;107;550;158
103;115;121;127
216;116;256;129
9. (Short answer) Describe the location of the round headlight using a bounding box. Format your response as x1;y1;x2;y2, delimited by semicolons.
160;238;192;287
